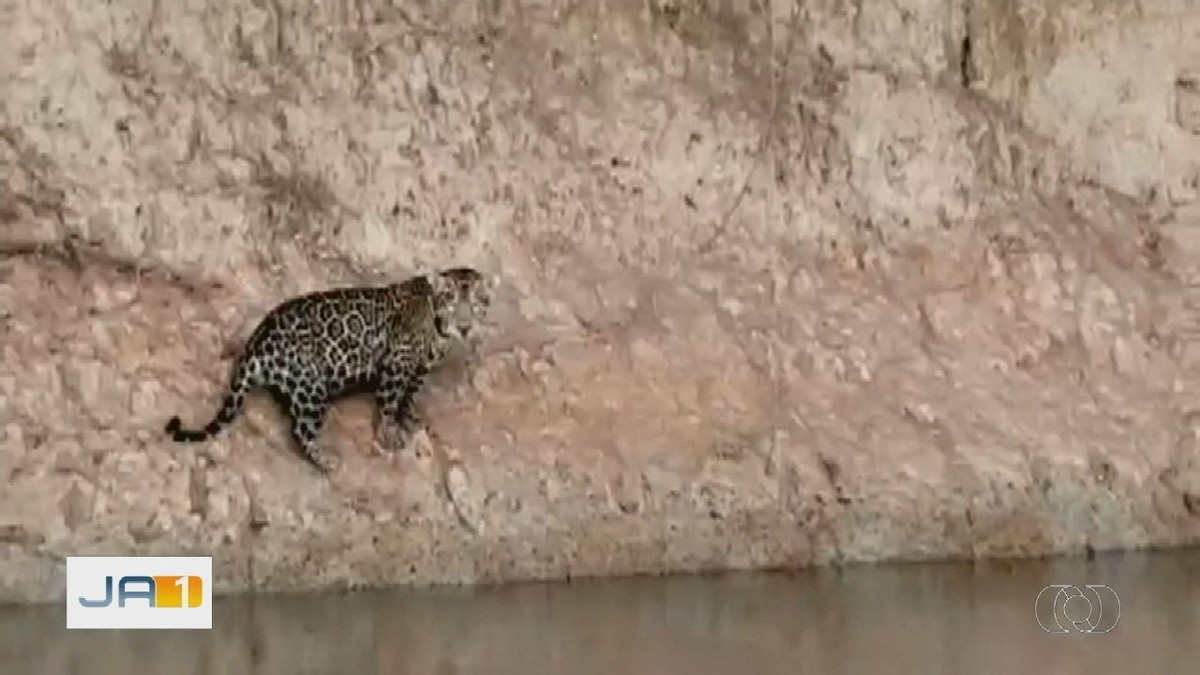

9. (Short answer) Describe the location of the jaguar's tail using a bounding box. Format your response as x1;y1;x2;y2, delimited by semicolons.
165;369;253;443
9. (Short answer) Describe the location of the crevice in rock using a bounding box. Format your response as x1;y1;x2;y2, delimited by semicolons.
959;1;974;88
0;237;215;296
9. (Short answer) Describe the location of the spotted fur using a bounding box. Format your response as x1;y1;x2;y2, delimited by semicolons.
164;267;491;473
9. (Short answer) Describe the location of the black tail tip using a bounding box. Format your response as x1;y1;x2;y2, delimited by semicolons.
165;416;182;437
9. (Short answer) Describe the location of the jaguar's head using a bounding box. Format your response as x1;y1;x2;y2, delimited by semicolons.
429;266;492;345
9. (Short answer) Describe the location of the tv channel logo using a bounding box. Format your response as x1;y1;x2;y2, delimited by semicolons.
66;556;212;629
1035;584;1121;634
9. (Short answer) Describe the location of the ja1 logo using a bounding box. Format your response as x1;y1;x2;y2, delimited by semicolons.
1035;584;1121;634
66;556;213;629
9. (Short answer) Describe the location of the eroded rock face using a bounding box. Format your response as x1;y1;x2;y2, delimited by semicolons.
1;0;1198;602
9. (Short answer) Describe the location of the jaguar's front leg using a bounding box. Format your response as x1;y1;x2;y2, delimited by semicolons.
373;360;428;452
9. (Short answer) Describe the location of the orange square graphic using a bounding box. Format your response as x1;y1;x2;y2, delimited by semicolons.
152;575;203;608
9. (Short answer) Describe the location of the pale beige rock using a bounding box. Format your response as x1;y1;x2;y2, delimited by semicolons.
966;0;1200;205
0;0;1199;603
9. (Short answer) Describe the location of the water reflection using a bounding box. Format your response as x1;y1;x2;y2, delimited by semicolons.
1;549;1197;674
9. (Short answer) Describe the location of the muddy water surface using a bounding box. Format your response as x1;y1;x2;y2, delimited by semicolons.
1;549;1197;674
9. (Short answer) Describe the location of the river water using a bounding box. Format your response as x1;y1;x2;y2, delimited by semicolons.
1;549;1196;674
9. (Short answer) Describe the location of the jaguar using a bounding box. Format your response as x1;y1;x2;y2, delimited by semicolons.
164;267;491;473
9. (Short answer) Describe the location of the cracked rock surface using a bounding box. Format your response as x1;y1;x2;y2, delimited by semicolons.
1;0;1199;602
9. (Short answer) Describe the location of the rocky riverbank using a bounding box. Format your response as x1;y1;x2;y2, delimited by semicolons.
1;0;1198;603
